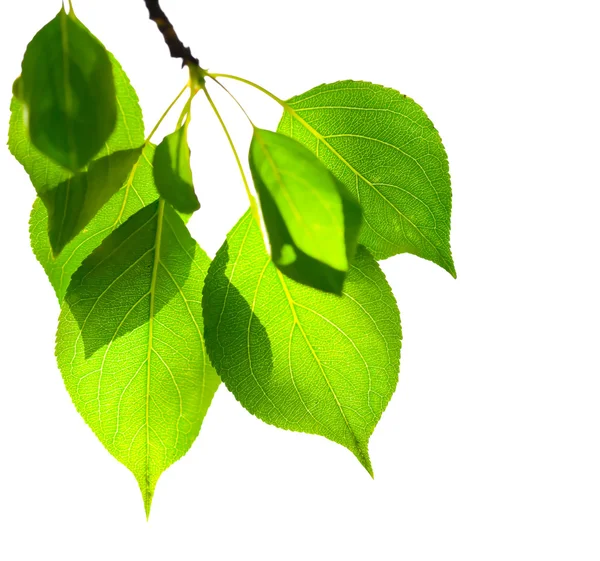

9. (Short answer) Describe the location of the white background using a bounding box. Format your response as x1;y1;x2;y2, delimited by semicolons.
1;0;599;559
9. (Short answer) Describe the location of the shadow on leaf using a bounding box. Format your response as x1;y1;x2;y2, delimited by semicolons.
41;146;143;256
64;201;193;359
258;184;361;295
202;240;274;391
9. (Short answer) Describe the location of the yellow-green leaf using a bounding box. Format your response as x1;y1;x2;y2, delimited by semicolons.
57;200;220;516
203;211;400;474
249;128;362;294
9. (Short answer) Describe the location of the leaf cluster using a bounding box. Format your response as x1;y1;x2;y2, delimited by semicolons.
8;5;454;517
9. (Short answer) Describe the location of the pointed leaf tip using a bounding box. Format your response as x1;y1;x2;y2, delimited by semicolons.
354;442;374;478
56;203;220;518
141;479;155;520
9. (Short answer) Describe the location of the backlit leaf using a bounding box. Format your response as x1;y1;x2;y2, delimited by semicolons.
19;9;116;171
153;124;200;214
249;128;362;294
203;211;400;474
278;81;455;276
9;51;144;193
15;47;148;299
56;200;220;516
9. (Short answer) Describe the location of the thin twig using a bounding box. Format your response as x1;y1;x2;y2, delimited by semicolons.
143;0;199;68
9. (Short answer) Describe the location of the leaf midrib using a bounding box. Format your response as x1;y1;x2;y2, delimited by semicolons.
68;208;159;380
254;130;346;270
254;131;311;239
274;268;370;468
59;10;76;170
231;215;368;458
144;198;165;512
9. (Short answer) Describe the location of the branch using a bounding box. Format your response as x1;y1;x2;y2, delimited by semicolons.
144;0;199;68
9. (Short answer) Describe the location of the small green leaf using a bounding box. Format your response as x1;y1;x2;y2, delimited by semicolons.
57;200;220;516
153;124;200;214
278;81;455;276
10;51;144;193
203;211;400;474
19;9;117;171
249;128;362;294
41;146;143;256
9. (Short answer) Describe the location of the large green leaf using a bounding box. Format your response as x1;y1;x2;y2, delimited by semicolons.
153;124;200;214
278;80;455;276
41;146;143;256
56;200;220;516
203;211;400;474
9;50;143;193
30;145;158;301
249;128;362;294
18;8;116;171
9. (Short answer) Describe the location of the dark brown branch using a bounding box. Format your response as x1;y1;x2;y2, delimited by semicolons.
144;0;199;68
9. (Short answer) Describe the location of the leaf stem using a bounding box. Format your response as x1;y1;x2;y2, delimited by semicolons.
207;73;287;108
176;89;195;130
145;83;189;144
202;87;259;217
120;83;189;204
208;76;255;128
207;72;325;154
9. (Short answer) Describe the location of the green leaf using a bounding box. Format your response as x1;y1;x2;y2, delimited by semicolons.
9;50;144;193
153;124;200;214
16;47;148;300
19;9;117;171
41;146;143;256
249;128;362;294
278;80;455;276
203;211;400;474
56;200;220;516
30;145;158;301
